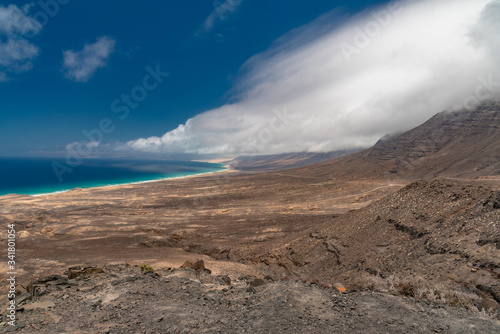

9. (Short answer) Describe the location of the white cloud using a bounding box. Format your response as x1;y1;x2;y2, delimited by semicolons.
0;4;42;80
62;36;116;82
198;0;243;34
126;0;500;156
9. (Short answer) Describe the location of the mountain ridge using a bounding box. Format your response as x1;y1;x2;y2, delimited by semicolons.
287;103;500;179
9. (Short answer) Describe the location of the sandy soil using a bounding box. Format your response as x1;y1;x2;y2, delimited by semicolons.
0;168;403;287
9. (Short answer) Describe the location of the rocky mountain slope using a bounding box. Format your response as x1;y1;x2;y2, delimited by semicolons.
229;150;357;172
247;179;500;303
291;103;500;179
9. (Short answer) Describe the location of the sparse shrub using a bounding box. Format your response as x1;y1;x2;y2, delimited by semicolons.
470;306;498;320
350;273;387;292
140;264;154;272
348;272;497;318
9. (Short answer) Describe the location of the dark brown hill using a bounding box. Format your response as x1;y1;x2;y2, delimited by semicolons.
251;179;500;304
290;103;500;179
229;150;357;172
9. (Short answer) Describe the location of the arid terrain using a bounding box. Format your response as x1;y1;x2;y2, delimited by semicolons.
1;106;500;332
4;264;500;334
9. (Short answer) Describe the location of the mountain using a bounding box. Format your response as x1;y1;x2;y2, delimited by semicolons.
229;150;357;172
291;102;500;179
234;104;500;307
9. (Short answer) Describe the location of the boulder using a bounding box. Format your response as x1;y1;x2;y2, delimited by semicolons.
181;260;211;274
248;278;266;287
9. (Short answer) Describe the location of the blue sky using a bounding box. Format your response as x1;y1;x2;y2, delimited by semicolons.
1;0;498;158
0;0;387;157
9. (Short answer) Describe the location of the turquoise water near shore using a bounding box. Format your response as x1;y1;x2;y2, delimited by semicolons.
0;157;225;196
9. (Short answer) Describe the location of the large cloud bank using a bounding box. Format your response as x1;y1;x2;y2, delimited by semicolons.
126;0;500;156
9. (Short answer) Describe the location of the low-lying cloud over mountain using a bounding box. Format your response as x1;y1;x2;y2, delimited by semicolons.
125;0;500;156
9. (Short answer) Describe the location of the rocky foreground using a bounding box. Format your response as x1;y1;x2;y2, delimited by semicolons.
2;264;500;334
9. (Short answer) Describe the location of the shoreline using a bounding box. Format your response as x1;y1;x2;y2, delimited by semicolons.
3;165;234;198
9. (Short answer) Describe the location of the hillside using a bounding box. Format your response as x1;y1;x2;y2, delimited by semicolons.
291;103;500;179
248;179;500;302
229;150;357;172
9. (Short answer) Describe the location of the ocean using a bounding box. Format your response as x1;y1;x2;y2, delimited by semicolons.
0;157;225;196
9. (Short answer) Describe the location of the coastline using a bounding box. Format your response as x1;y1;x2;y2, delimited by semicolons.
4;164;234;198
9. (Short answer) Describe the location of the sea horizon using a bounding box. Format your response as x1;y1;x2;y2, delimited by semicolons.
0;157;226;197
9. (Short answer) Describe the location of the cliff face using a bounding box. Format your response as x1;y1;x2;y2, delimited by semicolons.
367;103;500;177
290;103;500;179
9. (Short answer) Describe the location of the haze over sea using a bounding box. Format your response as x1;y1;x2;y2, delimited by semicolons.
0;157;225;196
